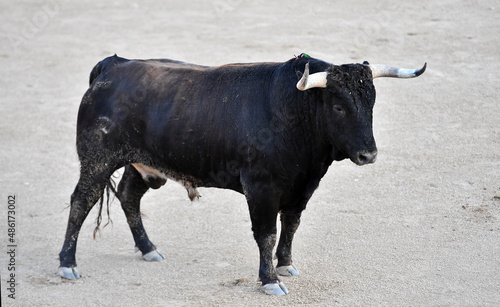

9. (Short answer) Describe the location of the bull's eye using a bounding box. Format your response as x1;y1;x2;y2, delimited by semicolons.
333;105;345;116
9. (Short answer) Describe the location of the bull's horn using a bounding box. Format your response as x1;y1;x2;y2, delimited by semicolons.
296;63;328;91
369;62;427;79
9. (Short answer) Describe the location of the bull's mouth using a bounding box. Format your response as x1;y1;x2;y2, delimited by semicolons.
352;150;378;166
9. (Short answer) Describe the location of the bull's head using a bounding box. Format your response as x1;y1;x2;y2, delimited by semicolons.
297;61;426;165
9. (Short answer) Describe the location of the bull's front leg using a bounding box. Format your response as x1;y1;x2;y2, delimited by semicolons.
276;212;301;276
252;214;289;295
244;181;288;295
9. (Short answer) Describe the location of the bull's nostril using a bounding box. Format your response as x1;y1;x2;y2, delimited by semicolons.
356;150;377;165
358;154;368;164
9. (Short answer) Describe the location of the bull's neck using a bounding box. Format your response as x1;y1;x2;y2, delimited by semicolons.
272;57;336;167
276;90;333;169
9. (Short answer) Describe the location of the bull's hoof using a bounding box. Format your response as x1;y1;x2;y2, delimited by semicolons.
143;249;165;261
276;264;299;276
58;266;80;279
261;281;289;295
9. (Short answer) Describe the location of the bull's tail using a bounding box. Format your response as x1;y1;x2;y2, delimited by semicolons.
86;55;128;237
93;176;118;239
89;54;128;86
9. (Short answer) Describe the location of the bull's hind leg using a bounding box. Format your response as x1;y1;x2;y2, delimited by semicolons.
276;212;301;276
117;165;164;261
58;162;115;279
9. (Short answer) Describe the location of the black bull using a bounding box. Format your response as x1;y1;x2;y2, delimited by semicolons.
58;54;425;295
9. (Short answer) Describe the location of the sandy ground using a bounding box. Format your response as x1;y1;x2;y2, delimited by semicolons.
1;0;499;306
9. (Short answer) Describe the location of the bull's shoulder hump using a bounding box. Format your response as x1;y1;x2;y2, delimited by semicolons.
218;62;280;68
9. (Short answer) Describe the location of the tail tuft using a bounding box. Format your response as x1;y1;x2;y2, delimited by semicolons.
93;177;117;239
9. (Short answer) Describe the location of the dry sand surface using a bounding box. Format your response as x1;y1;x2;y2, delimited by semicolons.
1;0;499;306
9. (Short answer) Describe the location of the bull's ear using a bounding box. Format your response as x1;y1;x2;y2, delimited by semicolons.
296;63;328;91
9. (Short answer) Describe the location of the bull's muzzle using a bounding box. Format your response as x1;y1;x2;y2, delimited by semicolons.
355;150;378;165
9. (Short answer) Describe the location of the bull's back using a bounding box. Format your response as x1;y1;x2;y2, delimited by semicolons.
80;56;283;186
